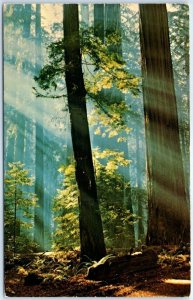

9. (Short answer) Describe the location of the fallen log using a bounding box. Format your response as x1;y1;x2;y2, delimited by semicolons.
87;249;158;281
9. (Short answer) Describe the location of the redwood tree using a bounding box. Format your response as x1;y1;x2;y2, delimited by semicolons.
63;4;106;260
34;4;45;251
139;4;189;244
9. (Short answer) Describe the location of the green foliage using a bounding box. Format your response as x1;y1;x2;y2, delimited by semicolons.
81;29;140;95
88;101;131;140
53;148;138;250
4;162;38;254
53;163;79;250
33;28;140;129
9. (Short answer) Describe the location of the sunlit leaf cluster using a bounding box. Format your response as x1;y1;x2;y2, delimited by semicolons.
53;148;137;250
88;101;131;140
81;29;140;96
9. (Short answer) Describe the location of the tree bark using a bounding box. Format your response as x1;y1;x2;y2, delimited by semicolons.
139;4;189;244
63;4;106;261
87;249;158;281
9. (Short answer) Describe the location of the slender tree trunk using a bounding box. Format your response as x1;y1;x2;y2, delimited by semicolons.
13;179;17;256
34;4;45;251
125;184;135;248
135;128;145;243
63;4;106;261
139;4;189;244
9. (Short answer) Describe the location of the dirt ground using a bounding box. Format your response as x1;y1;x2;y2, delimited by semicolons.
4;246;191;297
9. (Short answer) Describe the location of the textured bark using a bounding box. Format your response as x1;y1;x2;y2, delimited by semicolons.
63;4;106;261
34;4;45;251
139;4;189;244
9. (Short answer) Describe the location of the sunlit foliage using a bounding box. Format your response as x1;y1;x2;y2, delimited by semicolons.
53;149;139;250
33;28;140;130
4;162;38;254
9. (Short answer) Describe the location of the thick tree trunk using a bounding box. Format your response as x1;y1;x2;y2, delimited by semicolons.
34;4;45;251
63;4;106;261
139;4;189;244
87;249;158;281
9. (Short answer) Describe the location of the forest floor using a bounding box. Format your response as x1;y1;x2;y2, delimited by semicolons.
4;245;191;297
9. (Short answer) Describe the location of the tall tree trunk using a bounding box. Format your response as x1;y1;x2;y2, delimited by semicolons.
105;4;122;55
23;4;31;38
14;4;32;237
80;4;89;28
94;4;104;42
139;4;189;244
15;4;32;164
13;179;17;255
63;4;106;261
34;4;45;251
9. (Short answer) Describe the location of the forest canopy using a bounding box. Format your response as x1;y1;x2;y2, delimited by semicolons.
4;3;189;259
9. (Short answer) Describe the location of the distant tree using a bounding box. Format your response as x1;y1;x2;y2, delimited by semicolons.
92;4;136;246
94;4;104;42
139;4;189;244
34;4;45;251
4;106;16;165
168;4;189;201
4;162;37;255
